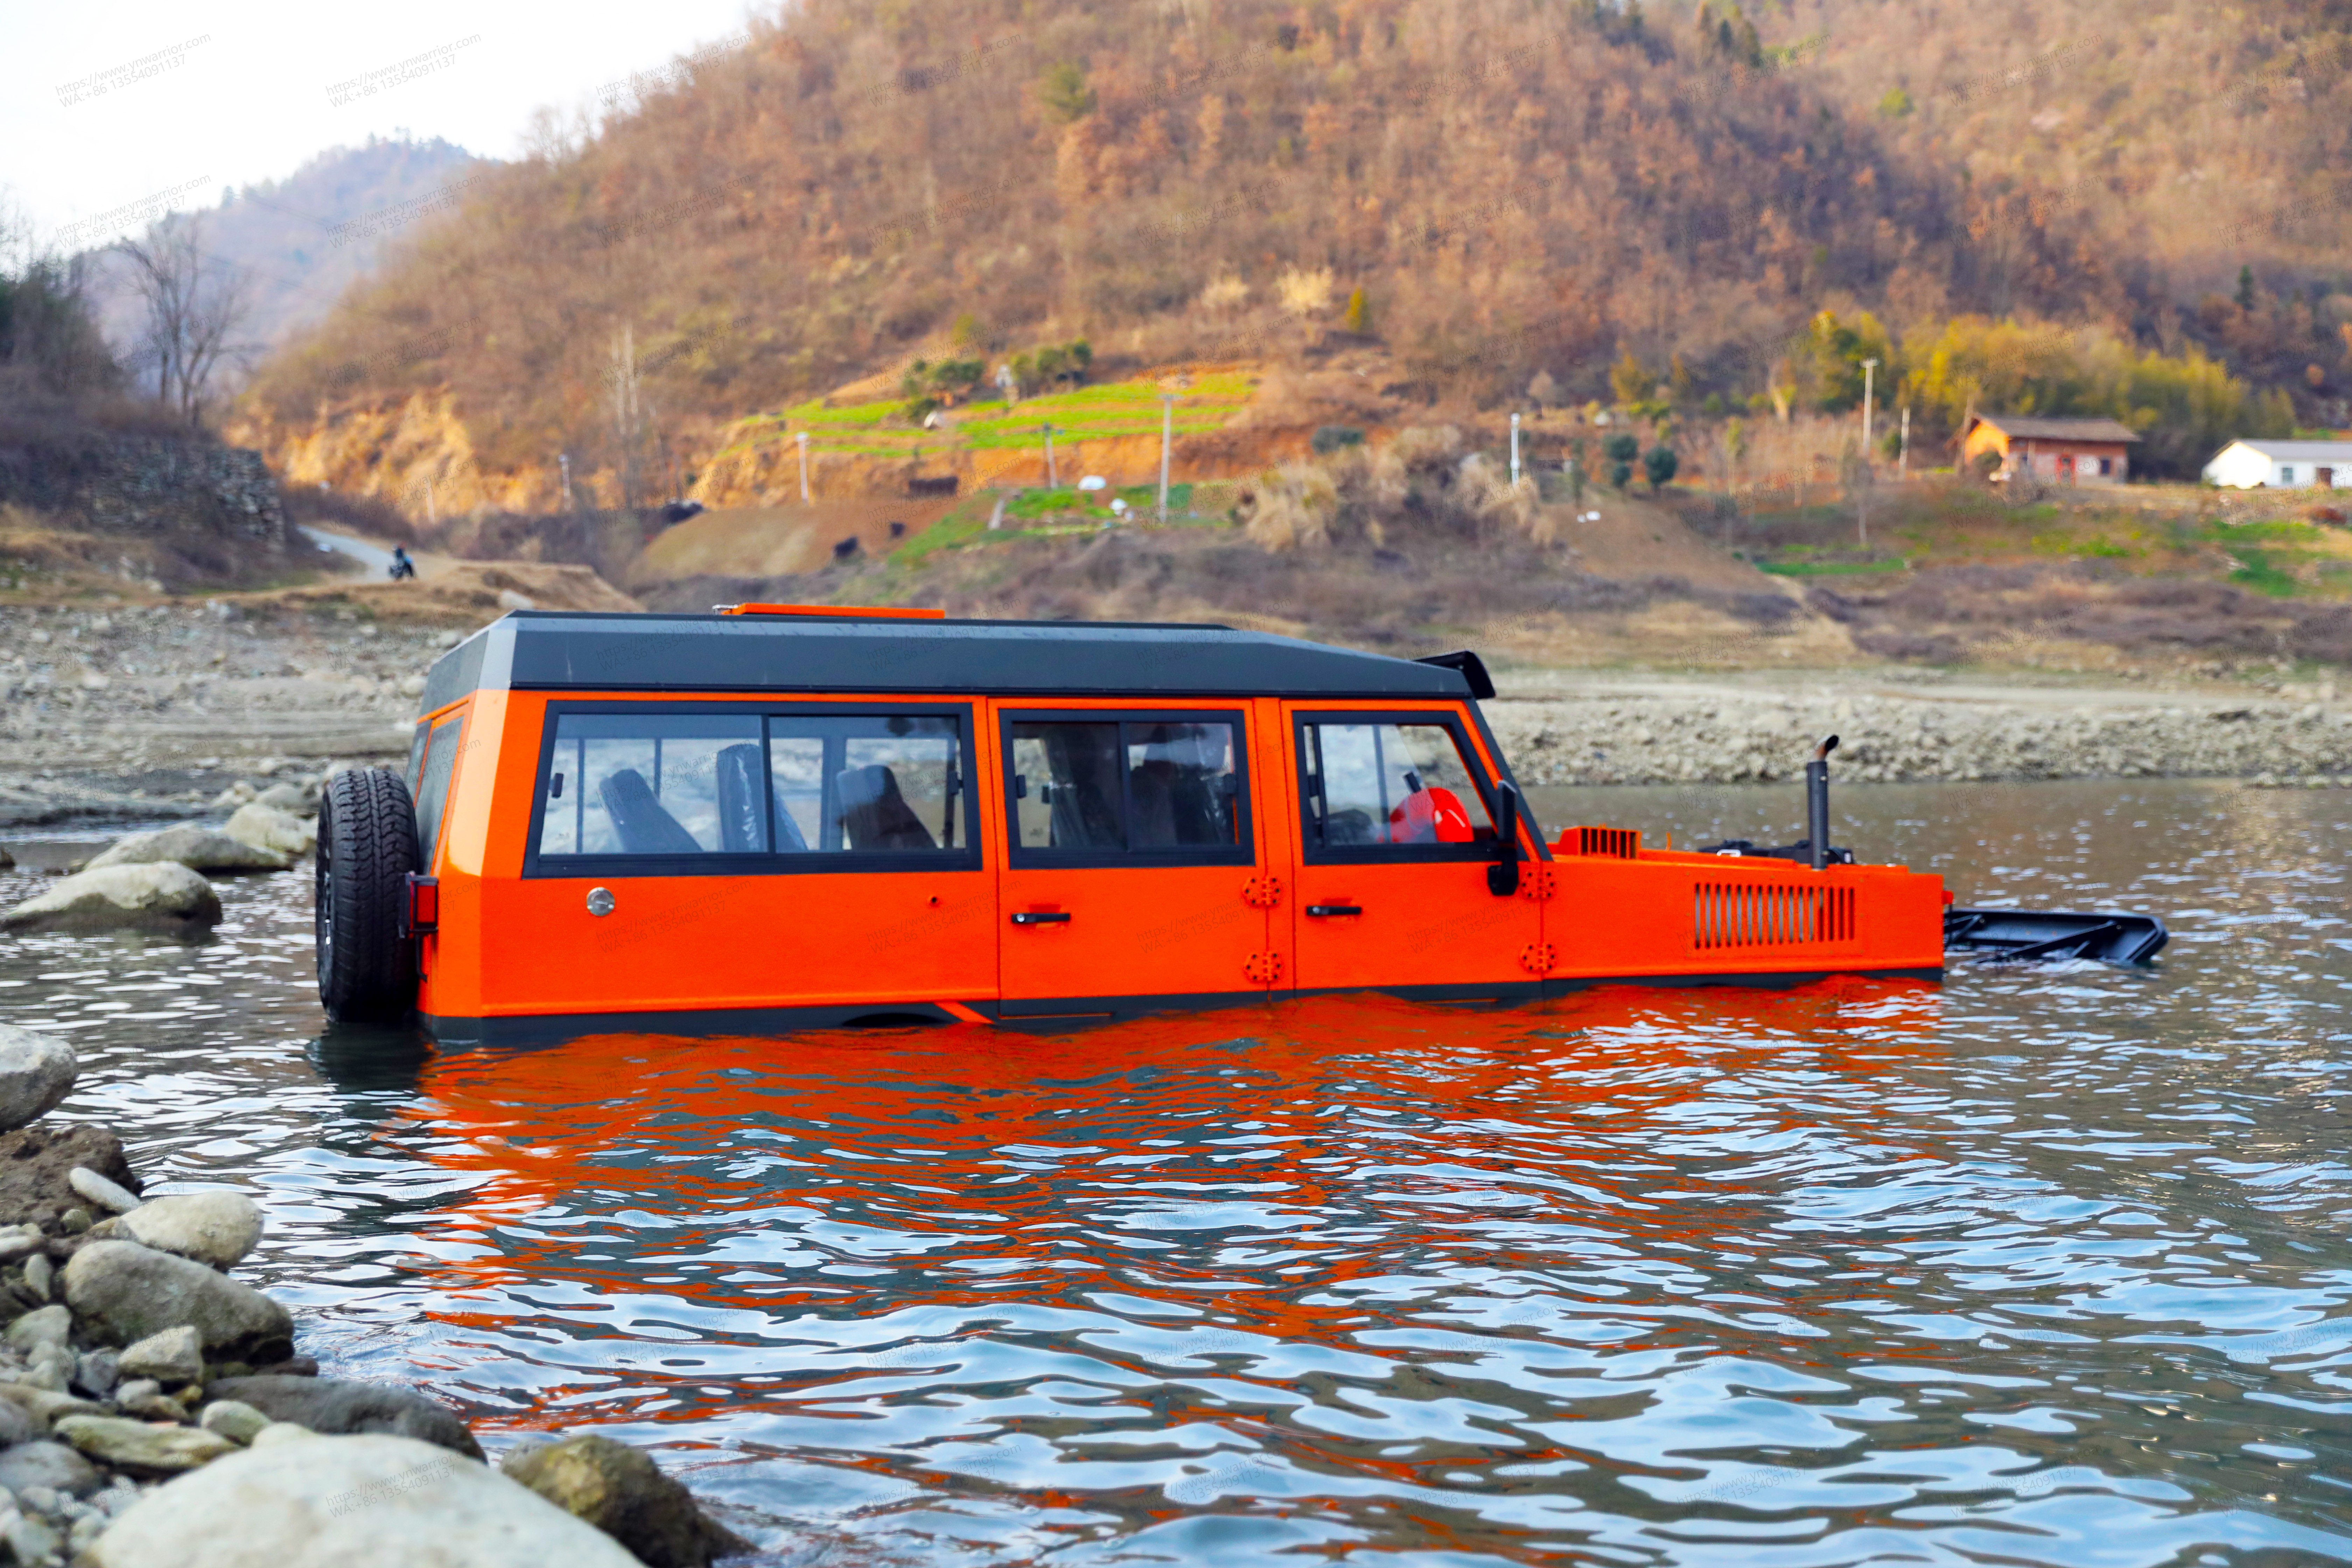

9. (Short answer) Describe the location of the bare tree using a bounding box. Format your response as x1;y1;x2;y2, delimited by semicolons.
112;216;251;426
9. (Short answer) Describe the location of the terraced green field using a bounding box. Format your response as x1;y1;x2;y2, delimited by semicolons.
709;372;1257;461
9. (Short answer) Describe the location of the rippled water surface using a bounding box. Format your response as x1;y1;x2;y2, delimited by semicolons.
4;780;2350;1566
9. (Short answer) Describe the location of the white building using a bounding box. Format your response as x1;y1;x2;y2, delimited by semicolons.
2203;439;2352;490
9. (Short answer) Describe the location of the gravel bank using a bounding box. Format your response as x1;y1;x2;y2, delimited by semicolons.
0;602;438;827
1487;673;2352;788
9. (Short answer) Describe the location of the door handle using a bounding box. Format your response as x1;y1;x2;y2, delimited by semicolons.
1010;911;1072;925
1305;904;1362;917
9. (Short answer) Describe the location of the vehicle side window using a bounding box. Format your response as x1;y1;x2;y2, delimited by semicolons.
1299;721;1495;856
404;721;430;799
1006;716;1245;860
768;715;962;853
413;714;465;866
537;713;764;857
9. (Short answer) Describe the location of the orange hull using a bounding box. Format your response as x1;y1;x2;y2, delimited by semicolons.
403;654;1941;1044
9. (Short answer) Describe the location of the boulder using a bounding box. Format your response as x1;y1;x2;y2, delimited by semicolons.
0;1381;105;1424
224;803;315;859
502;1434;754;1568
114;1191;263;1269
0;1027;75;1133
70;1166;141;1215
0;1394;40;1447
205;1375;482;1461
54;1415;236;1476
255;782;321;814
86;824;293;876
120;1325;204;1385
5;1304;69;1351
196;1399;269;1445
61;1241;292;1364
81;1433;642;1568
0;1440;101;1497
0;1122;140;1236
0;863;221;934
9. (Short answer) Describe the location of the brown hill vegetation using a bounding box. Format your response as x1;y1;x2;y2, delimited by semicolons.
241;0;2182;499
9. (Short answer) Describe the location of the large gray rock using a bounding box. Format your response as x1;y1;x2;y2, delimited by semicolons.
61;1241;292;1364
205;1376;483;1460
120;1325;204;1385
224;803;314;859
115;1191;264;1269
54;1414;236;1476
5;1303;69;1352
0;1380;104;1425
502;1434;754;1568
0;863;221;934
0;1027;75;1133
0;1394;40;1447
0;1439;101;1497
254;781;321;814
86;824;293;875
82;1433;642;1568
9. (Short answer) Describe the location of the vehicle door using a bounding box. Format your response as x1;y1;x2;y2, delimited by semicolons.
502;701;994;1016
1280;705;1546;1001
996;706;1273;1017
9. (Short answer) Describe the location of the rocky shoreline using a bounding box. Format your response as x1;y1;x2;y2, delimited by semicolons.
0;1021;757;1567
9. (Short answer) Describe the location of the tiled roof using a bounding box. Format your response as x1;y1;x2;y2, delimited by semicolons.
1971;414;2141;443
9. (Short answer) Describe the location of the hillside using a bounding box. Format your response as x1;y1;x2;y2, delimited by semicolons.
231;0;2352;525
237;0;2084;509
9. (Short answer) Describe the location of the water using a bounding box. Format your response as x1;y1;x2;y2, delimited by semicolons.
3;779;2349;1566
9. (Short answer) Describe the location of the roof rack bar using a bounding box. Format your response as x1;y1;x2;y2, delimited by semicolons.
721;603;947;620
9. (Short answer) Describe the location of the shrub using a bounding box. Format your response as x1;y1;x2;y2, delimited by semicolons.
1610;461;1634;490
1276;267;1335;317
1602;432;1640;464
1037;63;1095;124
1343;287;1369;334
1643;445;1679;491
1311;425;1364;454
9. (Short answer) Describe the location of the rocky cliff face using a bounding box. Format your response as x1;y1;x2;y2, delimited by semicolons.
229;391;553;524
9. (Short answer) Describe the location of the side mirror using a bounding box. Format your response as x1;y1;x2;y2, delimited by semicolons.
1486;780;1521;896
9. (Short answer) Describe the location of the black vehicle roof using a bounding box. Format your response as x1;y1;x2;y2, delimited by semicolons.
420;611;1480;714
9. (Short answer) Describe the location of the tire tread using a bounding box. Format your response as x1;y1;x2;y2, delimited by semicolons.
316;767;420;1021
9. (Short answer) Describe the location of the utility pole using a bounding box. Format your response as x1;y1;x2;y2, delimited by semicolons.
1043;423;1057;488
1158;394;1175;522
1510;412;1522;488
610;324;641;509
1898;406;1911;480
1860;358;1878;457
796;431;810;503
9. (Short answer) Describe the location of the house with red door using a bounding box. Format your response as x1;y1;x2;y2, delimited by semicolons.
1962;414;2140;485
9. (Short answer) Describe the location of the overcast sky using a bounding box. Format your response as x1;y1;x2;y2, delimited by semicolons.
5;0;760;251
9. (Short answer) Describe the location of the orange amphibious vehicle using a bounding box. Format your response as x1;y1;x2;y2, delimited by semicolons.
314;606;1955;1043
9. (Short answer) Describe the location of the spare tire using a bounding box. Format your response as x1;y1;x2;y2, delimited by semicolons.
315;767;420;1022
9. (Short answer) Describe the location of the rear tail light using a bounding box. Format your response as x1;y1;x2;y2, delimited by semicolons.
403;874;439;938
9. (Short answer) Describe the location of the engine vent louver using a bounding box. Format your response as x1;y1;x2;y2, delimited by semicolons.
1694;883;1855;949
1559;825;1639;859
